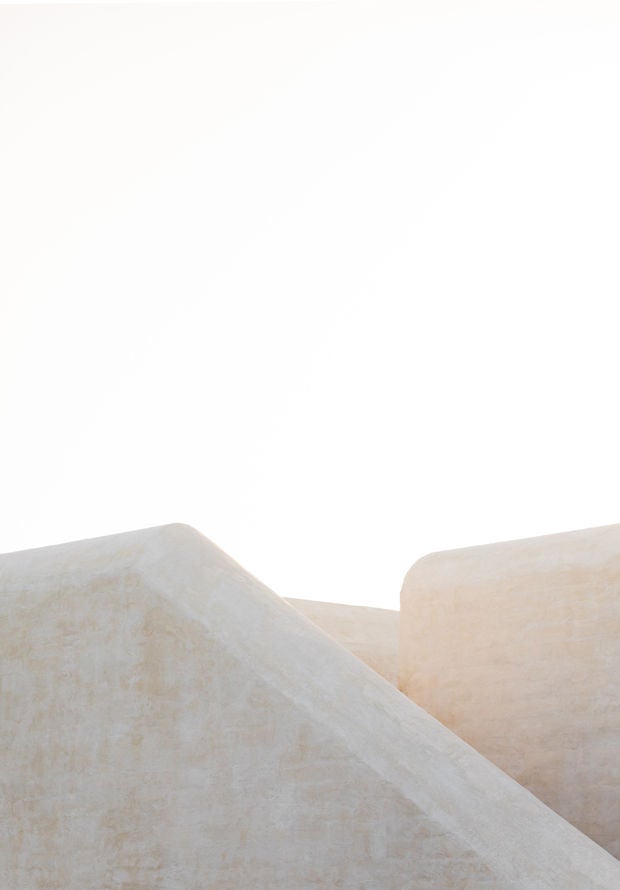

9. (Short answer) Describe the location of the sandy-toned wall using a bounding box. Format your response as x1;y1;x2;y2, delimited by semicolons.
400;523;620;858
286;598;398;684
3;525;619;888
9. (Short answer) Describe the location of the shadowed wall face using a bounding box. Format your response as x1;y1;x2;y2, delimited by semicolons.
400;523;620;858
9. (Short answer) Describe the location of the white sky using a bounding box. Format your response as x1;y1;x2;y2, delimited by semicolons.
1;1;619;608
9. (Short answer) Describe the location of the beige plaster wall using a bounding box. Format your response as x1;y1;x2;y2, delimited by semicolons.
2;524;620;888
286;598;398;684
400;523;620;859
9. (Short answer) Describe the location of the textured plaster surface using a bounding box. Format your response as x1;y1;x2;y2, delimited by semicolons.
400;523;620;858
287;598;398;684
2;525;620;888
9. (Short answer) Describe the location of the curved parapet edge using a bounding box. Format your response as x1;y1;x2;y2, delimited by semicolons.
400;522;620;858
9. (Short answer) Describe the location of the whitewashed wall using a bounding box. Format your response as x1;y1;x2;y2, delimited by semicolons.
401;523;620;858
2;525;619;888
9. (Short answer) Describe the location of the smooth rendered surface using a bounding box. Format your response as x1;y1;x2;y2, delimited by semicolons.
287;598;398;684
400;523;620;858
2;525;620;888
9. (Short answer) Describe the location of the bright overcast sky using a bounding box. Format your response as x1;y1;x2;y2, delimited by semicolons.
1;1;619;608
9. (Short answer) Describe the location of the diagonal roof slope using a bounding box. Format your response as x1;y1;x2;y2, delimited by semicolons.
287;597;398;683
1;524;619;889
